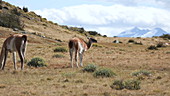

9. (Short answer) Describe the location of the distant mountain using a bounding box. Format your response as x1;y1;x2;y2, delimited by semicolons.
118;27;169;37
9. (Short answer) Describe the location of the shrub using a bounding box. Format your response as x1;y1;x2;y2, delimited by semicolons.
110;79;141;90
11;8;21;16
156;42;165;48
124;80;141;90
54;47;68;52
41;18;47;22
48;21;54;24
147;45;158;50
60;25;69;29
53;54;65;58
93;68;116;78
132;70;151;77
27;57;47;67
110;80;124;90
160;34;170;39
87;31;101;36
69;27;85;33
23;7;28;12
0;11;23;30
128;39;135;43
82;64;97;72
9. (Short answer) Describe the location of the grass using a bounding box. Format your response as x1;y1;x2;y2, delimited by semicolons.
92;43;103;48
93;68;116;78
0;26;169;95
53;54;65;58
54;47;68;52
132;70;152;77
124;79;141;90
110;80;124;90
110;79;141;90
27;57;47;67
0;2;170;95
82;64;97;72
148;45;158;50
62;72;76;78
0;38;169;95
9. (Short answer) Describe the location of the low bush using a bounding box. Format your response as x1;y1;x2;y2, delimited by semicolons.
132;70;151;77
27;57;47;67
110;80;124;90
87;31;102;36
147;45;158;50
128;39;135;43
156;42;165;48
11;8;21;16
0;11;23;30
93;68;116;78
23;7;28;12
124;80;141;90
54;47;68;52
110;79;141;90
82;64;97;72
53;54;65;58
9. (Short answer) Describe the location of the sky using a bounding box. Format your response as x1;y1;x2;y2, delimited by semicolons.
4;0;170;36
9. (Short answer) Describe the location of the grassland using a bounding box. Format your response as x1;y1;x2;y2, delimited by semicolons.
0;29;170;96
0;1;170;95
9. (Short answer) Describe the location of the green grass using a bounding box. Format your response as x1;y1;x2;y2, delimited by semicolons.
27;57;47;67
54;47;68;52
132;70;151;77
92;43;103;48
110;80;124;90
93;68;116;78
111;79;141;90
82;64;97;72
124;79;141;90
53;54;65;58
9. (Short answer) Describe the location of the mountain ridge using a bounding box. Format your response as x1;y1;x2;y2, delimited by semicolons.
118;27;169;37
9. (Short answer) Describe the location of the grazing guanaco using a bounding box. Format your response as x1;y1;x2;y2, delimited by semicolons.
68;36;97;68
0;34;27;70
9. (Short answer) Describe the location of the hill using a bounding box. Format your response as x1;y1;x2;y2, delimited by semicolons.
0;0;103;41
0;1;170;96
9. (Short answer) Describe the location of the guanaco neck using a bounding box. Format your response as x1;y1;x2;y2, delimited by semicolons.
86;39;92;50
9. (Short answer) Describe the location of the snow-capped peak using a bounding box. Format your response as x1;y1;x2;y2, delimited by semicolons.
118;27;169;37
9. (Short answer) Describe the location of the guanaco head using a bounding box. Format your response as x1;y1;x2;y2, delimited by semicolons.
85;34;97;43
89;37;97;43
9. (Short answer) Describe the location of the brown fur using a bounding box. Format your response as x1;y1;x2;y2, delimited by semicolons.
68;37;97;68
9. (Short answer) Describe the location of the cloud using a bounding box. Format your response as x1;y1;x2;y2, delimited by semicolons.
86;0;168;8
34;4;170;36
